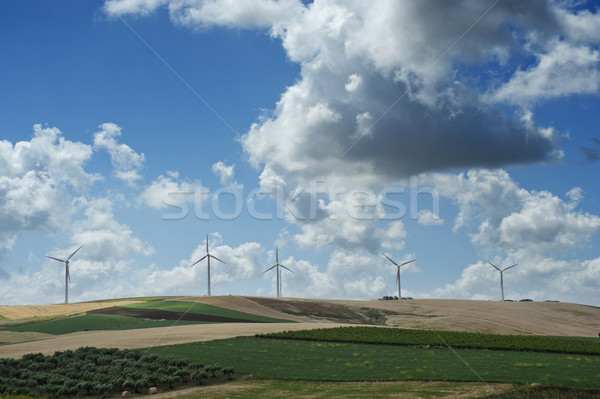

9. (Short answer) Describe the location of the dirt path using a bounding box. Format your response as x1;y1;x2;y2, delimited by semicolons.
0;322;349;359
135;380;512;399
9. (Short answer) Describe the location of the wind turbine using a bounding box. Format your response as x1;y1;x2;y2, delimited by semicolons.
487;261;518;301
46;245;83;304
383;255;416;300
190;235;225;296
263;247;293;298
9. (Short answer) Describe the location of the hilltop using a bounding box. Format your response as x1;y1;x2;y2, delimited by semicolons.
0;296;598;359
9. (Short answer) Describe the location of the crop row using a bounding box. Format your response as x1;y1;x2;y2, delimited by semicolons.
0;346;233;397
260;326;600;355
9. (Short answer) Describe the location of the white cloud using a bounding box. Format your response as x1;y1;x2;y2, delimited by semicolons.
491;41;600;105
345;74;362;92
417;209;444;226
168;0;302;29
211;161;242;189
71;197;154;261
103;0;168;16
138;171;198;210
558;7;600;43
93;123;145;185
108;0;578;191
428;169;600;252
0;125;95;255
104;0;301;29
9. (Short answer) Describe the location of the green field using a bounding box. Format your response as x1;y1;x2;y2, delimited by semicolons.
3;314;204;335
145;337;600;389
262;326;600;355
123;300;293;323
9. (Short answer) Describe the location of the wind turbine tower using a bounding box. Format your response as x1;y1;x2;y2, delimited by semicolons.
190;235;225;296
263;247;293;298
487;261;518;301
383;255;416;299
46;245;83;304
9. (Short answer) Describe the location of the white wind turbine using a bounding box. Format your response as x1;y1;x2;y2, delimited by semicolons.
190;235;225;296
487;261;518;301
46;245;83;304
383;255;416;300
263;247;293;298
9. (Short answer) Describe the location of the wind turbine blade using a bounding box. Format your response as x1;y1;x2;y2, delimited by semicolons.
262;264;277;274
210;255;226;264
280;264;294;273
383;254;399;266
66;265;71;283
190;255;208;267
487;261;501;272
276;246;279;264
398;259;416;267
502;264;518;272
46;256;66;262
206;234;209;253
66;245;83;261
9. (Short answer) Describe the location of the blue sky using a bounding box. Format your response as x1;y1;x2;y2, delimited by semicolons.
1;0;600;305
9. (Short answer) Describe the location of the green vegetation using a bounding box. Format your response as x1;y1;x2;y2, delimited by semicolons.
261;326;600;355
124;300;293;323
0;346;233;397
0;395;38;399
146;337;600;389
3;314;204;335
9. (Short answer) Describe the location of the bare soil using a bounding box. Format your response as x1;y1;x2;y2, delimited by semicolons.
248;297;391;324
0;331;53;344
242;297;600;337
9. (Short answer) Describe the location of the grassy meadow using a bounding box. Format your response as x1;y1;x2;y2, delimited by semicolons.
3;314;205;335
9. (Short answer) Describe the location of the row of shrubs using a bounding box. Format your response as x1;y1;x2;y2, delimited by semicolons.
261;326;600;355
0;346;234;397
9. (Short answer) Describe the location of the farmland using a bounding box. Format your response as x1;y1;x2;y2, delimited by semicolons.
3;314;205;335
147;337;600;389
2;298;293;337
121;300;293;323
262;326;600;355
1;296;600;397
